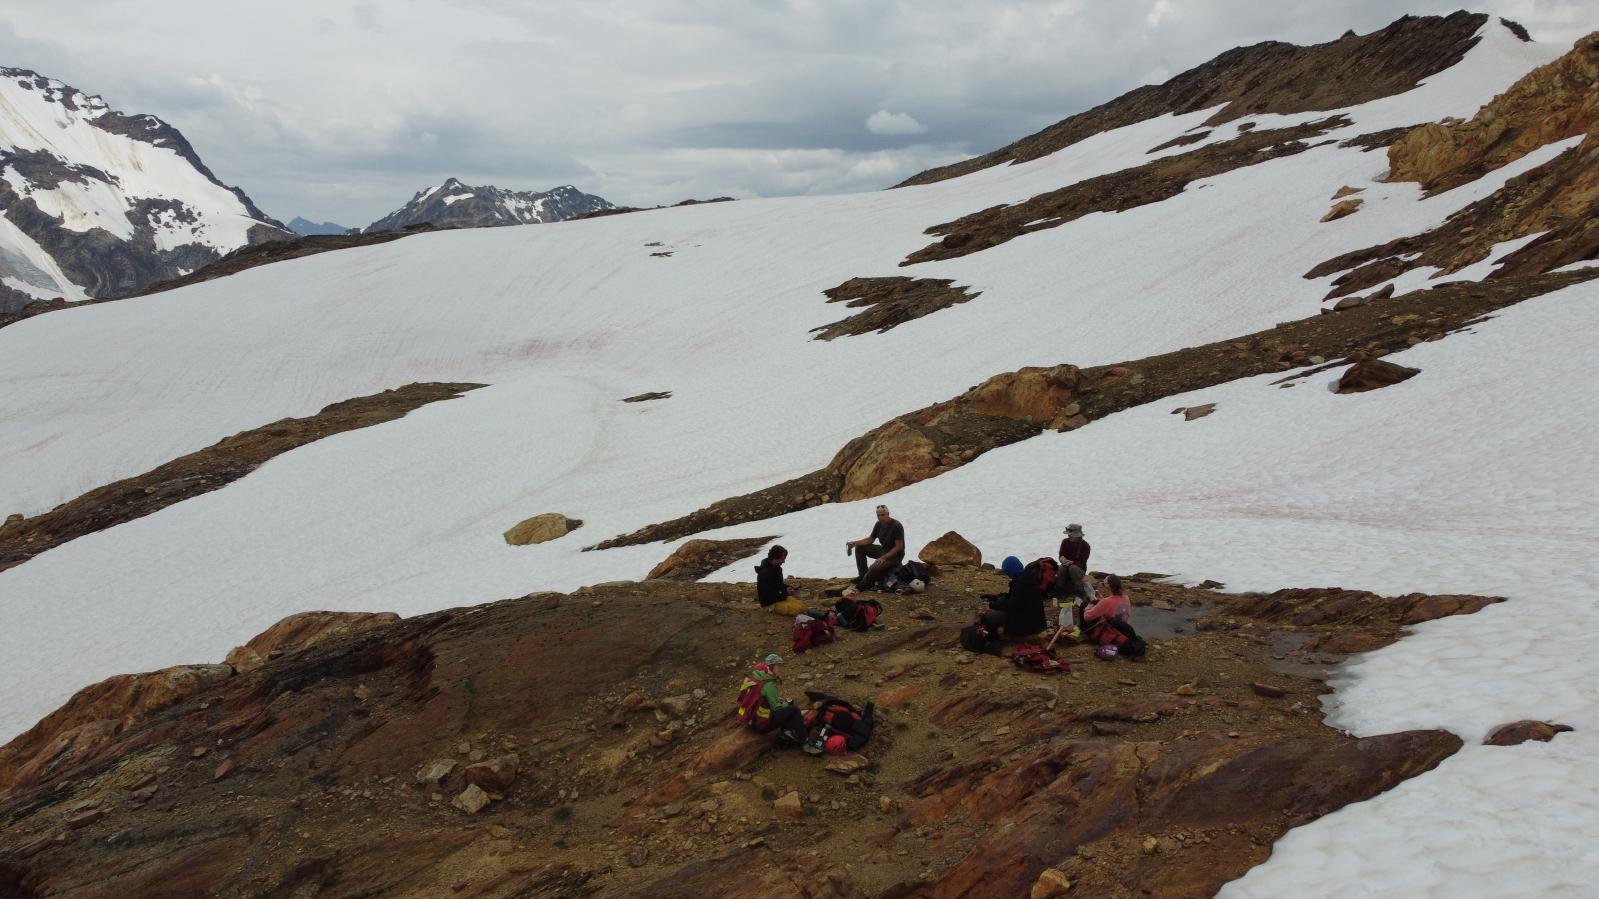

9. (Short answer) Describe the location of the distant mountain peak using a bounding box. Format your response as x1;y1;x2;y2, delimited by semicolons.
0;65;289;308
365;181;614;233
287;217;350;236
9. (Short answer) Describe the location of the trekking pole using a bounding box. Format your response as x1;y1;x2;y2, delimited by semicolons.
1045;624;1066;651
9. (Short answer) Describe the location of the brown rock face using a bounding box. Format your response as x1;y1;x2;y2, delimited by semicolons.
1337;359;1420;393
1389;32;1599;193
503;512;583;545
919;531;982;568
1310;33;1599;291
904;730;1461;898
899;12;1487;187
646;536;776;581
0;664;232;794
830;365;1081;500
1485;720;1575;746
463;754;519;792
225;610;400;673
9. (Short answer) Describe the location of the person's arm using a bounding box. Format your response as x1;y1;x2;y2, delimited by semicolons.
761;678;782;708
1083;598;1105;623
847;526;878;548
888;522;906;557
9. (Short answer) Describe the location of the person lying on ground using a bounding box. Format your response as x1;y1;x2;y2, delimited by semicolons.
846;504;905;589
979;555;1048;640
756;544;807;615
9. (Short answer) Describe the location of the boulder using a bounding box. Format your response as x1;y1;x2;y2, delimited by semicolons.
1336;359;1419;394
225;610;400;673
1484;720;1574;746
773;791;805;819
415;759;457;785
452;783;492;814
503;513;583;546
1031;868;1072;899
1320;198;1363;222
464;755;519;792
1180;403;1216;421
920;531;981;568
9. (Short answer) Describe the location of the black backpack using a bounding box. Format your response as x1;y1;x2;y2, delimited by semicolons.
960;617;999;654
834;597;883;631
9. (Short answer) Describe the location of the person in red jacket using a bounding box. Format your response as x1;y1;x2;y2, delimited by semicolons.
1083;574;1145;658
1058;523;1090;570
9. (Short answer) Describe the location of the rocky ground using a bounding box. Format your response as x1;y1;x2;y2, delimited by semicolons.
1;562;1545;898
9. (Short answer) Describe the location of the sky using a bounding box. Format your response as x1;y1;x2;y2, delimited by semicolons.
1;1;1593;226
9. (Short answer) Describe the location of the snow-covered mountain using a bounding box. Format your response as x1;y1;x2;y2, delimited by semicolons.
286;216;350;236
2;12;1599;897
0;67;291;310
363;178;613;232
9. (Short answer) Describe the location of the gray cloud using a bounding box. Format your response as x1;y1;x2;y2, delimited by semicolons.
1;1;1594;225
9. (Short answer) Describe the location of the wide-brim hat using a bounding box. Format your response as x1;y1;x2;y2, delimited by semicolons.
1063;523;1084;535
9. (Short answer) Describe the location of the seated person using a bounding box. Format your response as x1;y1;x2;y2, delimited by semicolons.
1083;574;1146;657
846;504;905;589
737;653;806;741
756;545;807;615
979;555;1048;640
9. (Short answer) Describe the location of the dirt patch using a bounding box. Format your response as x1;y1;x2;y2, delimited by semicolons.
0;569;1498;897
903;117;1347;266
0;382;482;574
897;12;1486;188
811;277;981;340
592;268;1596;550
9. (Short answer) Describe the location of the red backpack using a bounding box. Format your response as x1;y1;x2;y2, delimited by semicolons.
834;598;883;632
792;616;836;653
1012;644;1069;674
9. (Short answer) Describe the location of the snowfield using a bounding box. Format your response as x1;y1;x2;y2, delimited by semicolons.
1;21;1596;896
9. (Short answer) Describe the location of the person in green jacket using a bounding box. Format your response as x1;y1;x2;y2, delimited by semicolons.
739;653;806;741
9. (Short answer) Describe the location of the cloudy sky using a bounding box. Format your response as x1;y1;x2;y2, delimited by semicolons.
2;1;1593;225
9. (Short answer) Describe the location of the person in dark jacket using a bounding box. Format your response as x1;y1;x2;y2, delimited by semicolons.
1058;523;1090;570
756;545;806;615
979;555;1048;639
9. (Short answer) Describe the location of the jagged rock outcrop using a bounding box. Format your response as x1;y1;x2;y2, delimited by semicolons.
1309;32;1599;294
364;179;613;232
645;536;776;581
1388;32;1599;193
898;12;1489;187
0;67;290;303
811;277;980;339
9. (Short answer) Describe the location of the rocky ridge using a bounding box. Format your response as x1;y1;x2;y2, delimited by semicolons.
0;567;1533;897
0;67;290;306
896;12;1492;188
364;179;613;233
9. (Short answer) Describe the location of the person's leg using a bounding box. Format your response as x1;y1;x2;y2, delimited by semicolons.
860;551;902;589
980;609;1007;634
771;704;807;744
854;545;886;579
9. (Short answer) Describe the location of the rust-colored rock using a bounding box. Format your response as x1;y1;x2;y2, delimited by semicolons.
1337;359;1419;393
225;610;400;673
0;664;232;795
1485;720;1575;746
645;536;775;581
463;755;519;792
904;730;1461;898
1389;32;1599;193
919;531;981;568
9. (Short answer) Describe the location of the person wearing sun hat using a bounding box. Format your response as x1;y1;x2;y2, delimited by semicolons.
1058;523;1090;570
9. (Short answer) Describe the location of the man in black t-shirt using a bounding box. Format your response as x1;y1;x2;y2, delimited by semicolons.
847;504;906;589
